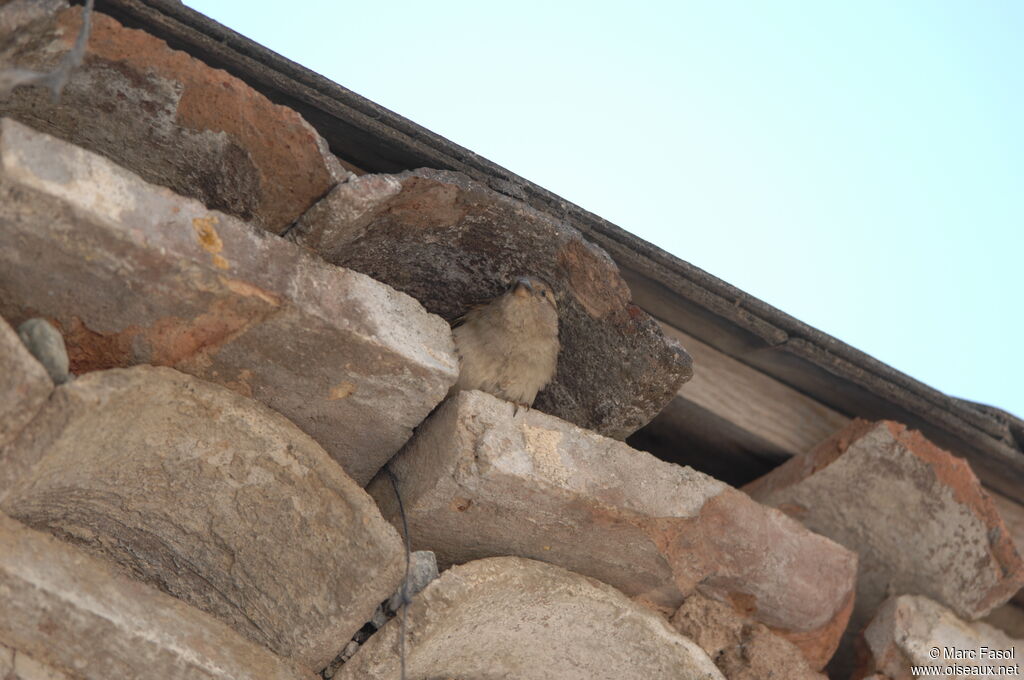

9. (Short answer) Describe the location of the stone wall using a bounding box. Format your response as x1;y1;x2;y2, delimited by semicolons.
0;4;1021;679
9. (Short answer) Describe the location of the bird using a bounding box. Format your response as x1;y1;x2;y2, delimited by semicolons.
450;275;560;408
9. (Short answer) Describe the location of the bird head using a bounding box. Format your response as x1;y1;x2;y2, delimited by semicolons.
510;275;557;310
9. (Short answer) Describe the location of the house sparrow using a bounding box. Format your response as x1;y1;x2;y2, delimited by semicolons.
451;276;560;408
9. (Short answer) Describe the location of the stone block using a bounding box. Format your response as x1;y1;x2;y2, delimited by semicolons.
0;117;458;485
0;3;344;233
0;643;72;680
291;168;693;439
337;556;726;680
0;314;51;451
0;365;405;670
745;420;1024;628
855;595;1023;680
0;513;315;679
17;318;71;385
368;390;858;669
671;591;827;680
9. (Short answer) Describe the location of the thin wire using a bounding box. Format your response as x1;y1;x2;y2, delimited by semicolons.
386;464;410;680
0;0;94;99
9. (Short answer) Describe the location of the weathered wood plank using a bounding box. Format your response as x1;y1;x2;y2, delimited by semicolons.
661;323;850;458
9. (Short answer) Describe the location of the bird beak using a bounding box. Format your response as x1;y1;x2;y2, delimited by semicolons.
512;277;534;297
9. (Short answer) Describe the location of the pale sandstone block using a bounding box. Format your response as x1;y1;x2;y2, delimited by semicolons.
745;420;1024;627
856;595;1023;680
0;314;52;451
0;644;72;680
0;365;405;670
0;117;458;485
0;513;316;679
338;556;726;680
368;390;858;669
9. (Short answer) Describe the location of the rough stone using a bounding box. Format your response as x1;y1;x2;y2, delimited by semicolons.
17;318;70;384
0;513;316;679
338;556;726;680
0;365;405;670
0;644;72;680
0;117;458;485
368;605;388;631
291;168;693;439
367;390;858;669
388;549;439;612
855;595;1023;680
0;3;345;234
322;640;361;679
745;420;1024;627
0;314;52;451
0;1;64;57
671;591;827;680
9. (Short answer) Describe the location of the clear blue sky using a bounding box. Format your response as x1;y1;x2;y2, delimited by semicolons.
186;1;1023;418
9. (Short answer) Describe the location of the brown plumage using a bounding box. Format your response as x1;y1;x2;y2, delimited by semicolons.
451;276;560;407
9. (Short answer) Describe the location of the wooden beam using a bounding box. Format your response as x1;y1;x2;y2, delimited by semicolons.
660;323;850;458
628;324;849;486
